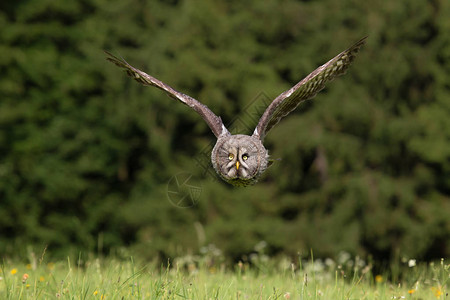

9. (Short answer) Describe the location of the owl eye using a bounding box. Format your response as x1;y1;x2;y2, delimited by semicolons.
228;153;234;160
242;154;248;161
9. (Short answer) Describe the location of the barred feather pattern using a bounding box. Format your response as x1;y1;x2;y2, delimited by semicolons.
254;37;367;140
104;51;227;138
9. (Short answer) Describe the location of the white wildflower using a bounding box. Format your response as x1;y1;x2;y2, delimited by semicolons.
408;259;416;267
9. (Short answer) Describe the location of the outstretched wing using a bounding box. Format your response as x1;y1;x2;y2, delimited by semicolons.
254;37;367;140
105;51;229;138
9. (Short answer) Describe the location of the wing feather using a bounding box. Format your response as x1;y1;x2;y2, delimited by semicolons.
104;51;228;138
254;37;367;140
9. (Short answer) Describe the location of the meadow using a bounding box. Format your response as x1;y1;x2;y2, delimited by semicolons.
1;250;448;299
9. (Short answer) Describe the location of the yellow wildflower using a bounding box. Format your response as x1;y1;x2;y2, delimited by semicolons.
431;287;443;299
408;289;415;294
375;275;383;283
39;276;45;282
93;290;99;296
10;268;18;275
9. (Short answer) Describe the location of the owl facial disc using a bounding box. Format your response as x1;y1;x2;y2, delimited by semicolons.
211;134;269;187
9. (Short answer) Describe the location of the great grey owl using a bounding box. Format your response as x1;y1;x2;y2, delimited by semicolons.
105;37;366;186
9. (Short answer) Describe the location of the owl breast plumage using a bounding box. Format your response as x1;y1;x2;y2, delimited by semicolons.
105;37;366;186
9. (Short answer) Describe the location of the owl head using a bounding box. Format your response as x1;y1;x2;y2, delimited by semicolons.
211;135;269;186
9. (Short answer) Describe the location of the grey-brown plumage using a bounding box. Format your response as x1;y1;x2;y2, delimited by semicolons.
254;37;367;140
105;37;366;186
211;134;268;187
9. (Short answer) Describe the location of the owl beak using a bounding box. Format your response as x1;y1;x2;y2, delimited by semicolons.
236;161;240;170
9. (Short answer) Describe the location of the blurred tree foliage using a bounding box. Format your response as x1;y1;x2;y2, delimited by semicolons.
0;0;448;261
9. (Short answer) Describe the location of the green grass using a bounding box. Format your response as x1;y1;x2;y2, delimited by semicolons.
1;252;448;299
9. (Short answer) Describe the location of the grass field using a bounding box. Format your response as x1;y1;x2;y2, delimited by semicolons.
1;250;448;299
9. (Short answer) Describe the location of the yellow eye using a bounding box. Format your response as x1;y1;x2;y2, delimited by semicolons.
228;154;234;160
242;154;248;161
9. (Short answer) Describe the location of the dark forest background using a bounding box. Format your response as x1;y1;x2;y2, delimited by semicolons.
0;0;449;263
